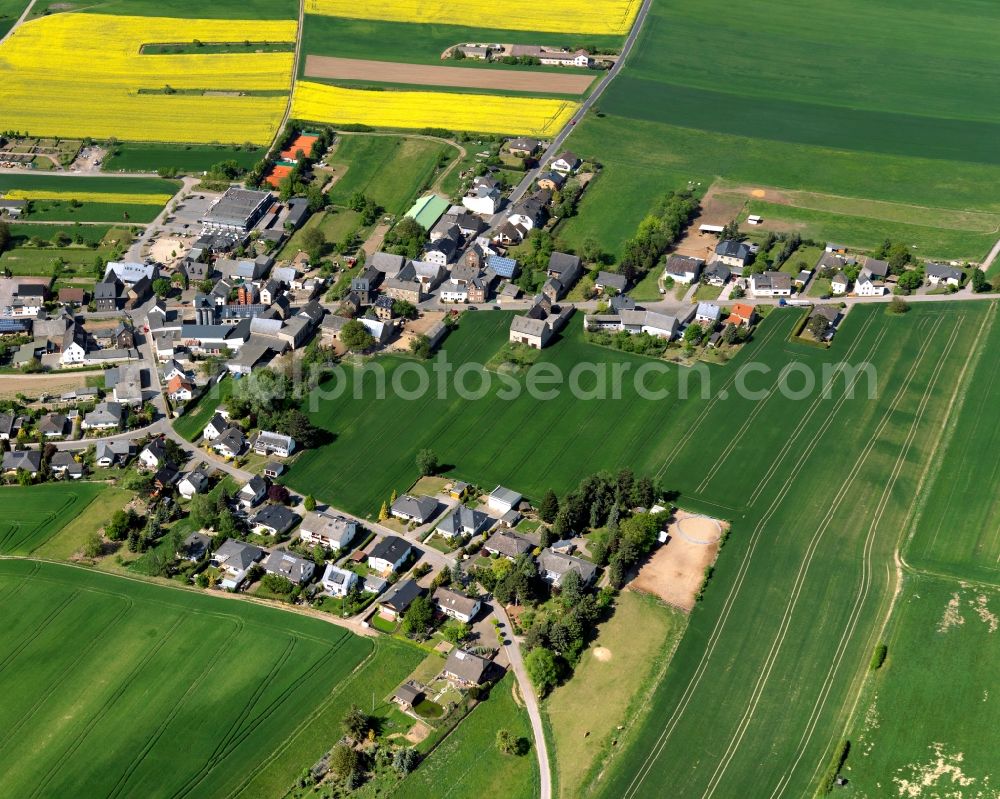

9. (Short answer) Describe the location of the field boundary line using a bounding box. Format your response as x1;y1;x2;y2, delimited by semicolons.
767;315;969;799
699;317;950;798
619;316;941;799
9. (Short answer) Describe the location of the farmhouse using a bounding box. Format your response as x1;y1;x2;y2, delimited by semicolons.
442;648;490;686
299;511;357;551
368;535;413;573
263;550;315;585
714;240;752;270
436;505;492;538
583;310;681;340
321;564;358;597
391;494;438;523
537;547;599;587
595;271;628;295
405;193;449;232
252;505;300;537
379;579;424;619
433;587;481;624
664;255;704;284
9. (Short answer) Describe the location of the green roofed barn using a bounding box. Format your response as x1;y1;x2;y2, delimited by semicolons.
405;193;449;232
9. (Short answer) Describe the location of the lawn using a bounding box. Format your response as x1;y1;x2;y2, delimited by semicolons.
840;575;1000;798
173;375;233;441
0;559;423;799
325;135;450;215
103;143;266;174
31;486;135;561
545;591;686;799
391;674;537;799
280;208;362;258
0;483;107;555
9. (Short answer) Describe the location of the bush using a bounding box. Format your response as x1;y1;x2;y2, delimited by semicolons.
818;740;851;794
869;643;888;670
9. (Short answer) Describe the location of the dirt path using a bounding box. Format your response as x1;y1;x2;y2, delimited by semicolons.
304;54;594;94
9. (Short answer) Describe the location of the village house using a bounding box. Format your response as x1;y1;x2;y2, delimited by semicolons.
182;532;212;562
299;510;357;551
178;469;209;499
252;431;295;458
483;530;533;560
38;413;67;438
831;272;850;295
750;271;793;298
391;494;438;524
212;539;265;589
595;271;628;295
379;579;424;620
925;262;963;287
167;374;194;403
239;475;268;508
368;535;413;573
263;550;315;585
50;451;84;479
203;413;229;441
462;175;501;215
538;547;599;587
695;302;721;326
252;505;300;537
442;648;490;686
703;262;731;287
95;440;132;467
551;151;581;173
488;485;522;515
725;302;757;327
3;449;41;476
507;137;540;158
714;239;753;271
664;255;704;284
321;564;358;597
138;437;168;471
433;587;481;624
212;427;246;459
436;505;492;539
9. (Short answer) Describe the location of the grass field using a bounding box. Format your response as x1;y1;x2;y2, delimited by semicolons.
280;208;362;257
559;0;1000;261
287;299;999;795
103;143;265;173
546;591;686;799
1;224;131;276
0;13;295;144
0;173;179;195
0;483;106;555
31;487;135;561
300;16;621;69
173;375;233;441
0;0;30;37
840;575;1000;799
326;135;449;215
0;559;422;799
392;674;538;799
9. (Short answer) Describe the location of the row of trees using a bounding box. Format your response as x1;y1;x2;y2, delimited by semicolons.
617;190;699;284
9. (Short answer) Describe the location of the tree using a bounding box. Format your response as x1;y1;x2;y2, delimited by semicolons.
896;269;923;293
378;501;389;521
329;743;359;781
0;220;10;254
408;334;431;359
301;227;326;263
392;747;419;774
441;619;471;644
268;484;290;504
189;493;219;530
340;319;375;352
496;728;518;755
416;449;439;476
683;323;704;345
524;646;559;695
972;268;990;293
341;705;370;742
392;299;418;319
402;595;434;638
151;277;172;298
304;494;316;512
539;489;559;523
559;569;584;607
83;531;103;558
887;296;910;315
105;508;134;541
306;183;326;213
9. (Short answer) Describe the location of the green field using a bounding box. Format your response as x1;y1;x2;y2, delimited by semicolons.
902;306;1000;583
0;0;30;37
0;559;422;798
0;224;130;276
392;674;537;799
21;200;161;224
103;143;266;174
173;375;233;441
300;15;621;69
325;135;450;216
559;0;1000;261
280;208;362;258
841;575;1000;798
546;591;685;799
33;487;135;561
0;173;179;195
31;0;296;19
0;483;107;555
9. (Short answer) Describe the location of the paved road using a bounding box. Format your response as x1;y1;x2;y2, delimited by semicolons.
492;601;552;799
125;176;199;261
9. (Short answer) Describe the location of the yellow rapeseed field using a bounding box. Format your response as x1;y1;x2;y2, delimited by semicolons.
305;0;640;35
3;190;174;205
0;14;297;144
292;82;578;137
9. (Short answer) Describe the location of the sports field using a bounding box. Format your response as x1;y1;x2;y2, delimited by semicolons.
0;13;295;143
305;0;639;35
841;575;1000;798
561;0;1000;261
288;299;999;795
0;559;422;799
325;135;449;215
0;483;107;555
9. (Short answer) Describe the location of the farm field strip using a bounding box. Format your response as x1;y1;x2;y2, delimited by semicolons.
0;13;296;143
304;54;594;94
620;315;947;798
292;80;578;136
304;0;640;35
2;189;173;205
0;484;107;555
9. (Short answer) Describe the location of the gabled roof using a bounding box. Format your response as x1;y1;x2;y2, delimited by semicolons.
380;578;424;613
443;648;489;684
369;534;412;563
390;494;437;521
433;587;480;617
214;538;265;570
715;239;751;259
483;530;532;558
252;504;300;534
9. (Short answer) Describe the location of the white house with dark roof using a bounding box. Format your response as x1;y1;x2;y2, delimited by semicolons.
443;648;490;685
664;255;704;284
212;538;265;589
252;505;300;536
695;302;721;325
537;547;599;587
390;494;438;524
300;511;356;551
368;535;413;573
925;262;963;287
831;272;850;295
263;550;315;585
436;505;492;539
714;240;752;270
432;587;481;623
750;271;792;298
252;431;295;458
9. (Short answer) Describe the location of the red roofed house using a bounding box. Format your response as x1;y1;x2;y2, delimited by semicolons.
726;302;757;327
167;374;194;403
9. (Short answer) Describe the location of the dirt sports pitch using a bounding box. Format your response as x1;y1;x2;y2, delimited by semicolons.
303;55;594;94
